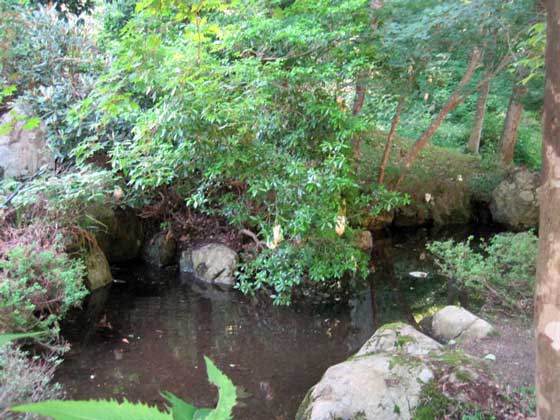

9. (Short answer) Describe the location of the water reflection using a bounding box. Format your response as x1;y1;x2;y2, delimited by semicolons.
57;225;498;419
58;267;370;419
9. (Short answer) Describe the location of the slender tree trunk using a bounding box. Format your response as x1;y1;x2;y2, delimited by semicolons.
536;2;560;418
467;79;491;154
499;82;526;166
378;98;405;184
394;48;482;188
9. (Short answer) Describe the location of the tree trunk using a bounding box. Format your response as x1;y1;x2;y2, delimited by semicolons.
394;48;482;188
536;2;560;419
467;79;490;154
499;82;525;166
378;98;405;184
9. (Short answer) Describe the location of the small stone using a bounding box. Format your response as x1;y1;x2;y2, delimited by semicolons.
430;305;496;343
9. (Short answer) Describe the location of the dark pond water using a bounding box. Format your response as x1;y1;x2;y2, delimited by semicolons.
56;225;498;419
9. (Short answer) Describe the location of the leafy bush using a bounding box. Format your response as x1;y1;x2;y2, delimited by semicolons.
12;357;237;420
12;167;119;222
0;3;103;156
427;231;538;313
0;344;63;420
0;225;88;337
237;234;370;305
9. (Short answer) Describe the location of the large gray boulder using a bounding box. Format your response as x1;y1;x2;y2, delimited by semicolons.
490;168;539;229
428;305;496;343
0;109;54;178
83;206;144;263
296;323;440;420
180;243;238;287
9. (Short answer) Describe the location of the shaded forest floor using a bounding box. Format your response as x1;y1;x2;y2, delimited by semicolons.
359;132;505;225
461;315;534;391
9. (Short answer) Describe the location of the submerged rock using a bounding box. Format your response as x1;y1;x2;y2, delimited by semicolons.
0;108;54;178
179;243;238;287
142;233;177;267
84;206;144;263
296;323;439;420
84;246;112;290
490;167;539;229
429;305;496;343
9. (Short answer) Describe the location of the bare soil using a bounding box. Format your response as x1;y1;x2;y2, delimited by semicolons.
460;315;534;391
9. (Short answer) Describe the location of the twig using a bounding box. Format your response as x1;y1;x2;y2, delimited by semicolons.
240;228;265;250
0;167;48;209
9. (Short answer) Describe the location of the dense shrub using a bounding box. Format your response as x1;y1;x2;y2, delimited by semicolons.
0;345;63;420
0;225;88;337
0;3;103;156
427;231;538;313
11;167;119;222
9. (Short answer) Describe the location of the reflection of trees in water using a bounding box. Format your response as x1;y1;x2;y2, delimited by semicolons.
60;266;375;418
371;237;420;329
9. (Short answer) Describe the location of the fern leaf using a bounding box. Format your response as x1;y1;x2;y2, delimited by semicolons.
203;357;237;420
193;408;212;419
11;399;172;420
161;391;196;420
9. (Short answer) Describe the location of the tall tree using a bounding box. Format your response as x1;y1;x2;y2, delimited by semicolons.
467;79;490;154
499;78;527;166
535;0;560;418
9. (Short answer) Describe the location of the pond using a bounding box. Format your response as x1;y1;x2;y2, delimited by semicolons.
56;225;496;419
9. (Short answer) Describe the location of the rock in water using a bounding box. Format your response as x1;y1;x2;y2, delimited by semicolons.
83;206;144;263
180;243;238;287
142;233;177;267
0;108;54;178
296;323;440;420
84;246;112;290
490;167;539;229
429;305;495;343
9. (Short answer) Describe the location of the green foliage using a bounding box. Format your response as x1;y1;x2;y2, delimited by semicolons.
69;0;408;303
0;3;103;156
12;167;119;222
0;331;47;347
13;399;171;420
237;234;370;305
427;231;538;313
29;0;94;18
12;357;237;420
0;229;88;336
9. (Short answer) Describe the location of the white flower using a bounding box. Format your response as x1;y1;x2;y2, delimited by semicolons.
457;174;463;182
272;224;282;245
335;215;346;236
424;193;432;203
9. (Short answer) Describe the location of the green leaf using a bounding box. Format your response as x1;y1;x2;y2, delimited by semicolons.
11;399;172;420
22;117;42;131
0;121;14;136
203;357;237;420
161;392;196;420
0;331;47;347
193;408;212;419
